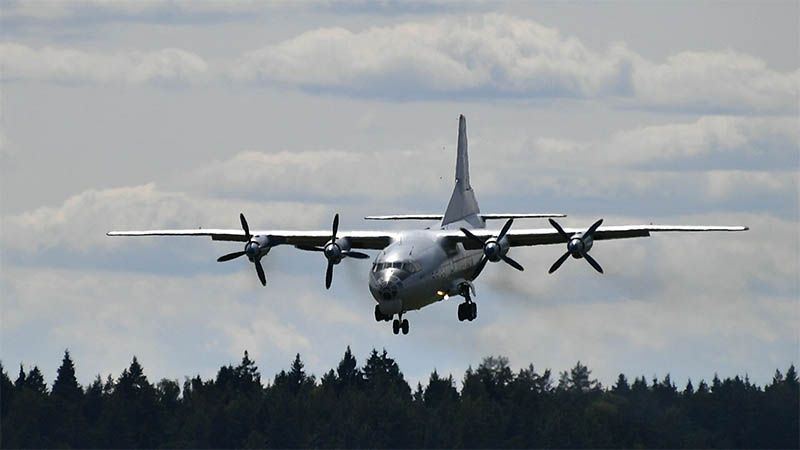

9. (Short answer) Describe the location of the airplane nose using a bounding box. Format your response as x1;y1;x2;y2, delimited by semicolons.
376;272;401;301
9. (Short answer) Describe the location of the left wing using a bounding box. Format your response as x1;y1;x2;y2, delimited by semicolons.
107;229;396;250
438;224;749;248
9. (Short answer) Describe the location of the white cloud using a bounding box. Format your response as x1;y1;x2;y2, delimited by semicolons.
0;43;208;85
1;183;330;256
231;14;635;99
632;50;800;113
230;14;799;112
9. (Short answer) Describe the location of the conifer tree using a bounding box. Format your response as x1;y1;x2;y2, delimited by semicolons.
25;366;47;395
52;350;82;401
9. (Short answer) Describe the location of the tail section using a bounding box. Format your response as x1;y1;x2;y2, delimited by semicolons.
442;115;482;227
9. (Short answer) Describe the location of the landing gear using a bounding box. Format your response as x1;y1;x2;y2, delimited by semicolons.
392;314;410;335
456;283;478;322
457;302;477;321
374;305;392;322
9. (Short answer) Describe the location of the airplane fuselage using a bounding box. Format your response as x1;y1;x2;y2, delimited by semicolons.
368;221;484;316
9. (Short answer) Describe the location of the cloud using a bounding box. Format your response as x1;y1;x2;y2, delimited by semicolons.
181;149;452;203
0;183;331;260
1;0;468;25
230;14;799;112
0;43;208;85
0;265;367;385
231;14;636;99
0;0;277;24
521;116;799;170
632;51;800;114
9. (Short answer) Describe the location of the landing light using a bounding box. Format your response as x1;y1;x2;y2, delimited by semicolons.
437;290;446;296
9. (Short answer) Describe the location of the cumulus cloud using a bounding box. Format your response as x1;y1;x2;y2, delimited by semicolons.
0;43;208;85
230;14;799;112
467;116;799;217
1;183;330;256
231;15;636;99
520;116;799;170
632;50;800;114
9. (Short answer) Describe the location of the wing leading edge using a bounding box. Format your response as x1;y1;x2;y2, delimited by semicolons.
106;229;396;250
438;224;749;248
364;213;567;221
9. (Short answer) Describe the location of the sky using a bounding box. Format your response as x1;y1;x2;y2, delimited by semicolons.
1;0;798;390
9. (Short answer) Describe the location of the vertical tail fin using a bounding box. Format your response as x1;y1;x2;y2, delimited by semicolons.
442;115;481;227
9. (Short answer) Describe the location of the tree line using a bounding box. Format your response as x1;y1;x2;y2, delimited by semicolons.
1;348;797;448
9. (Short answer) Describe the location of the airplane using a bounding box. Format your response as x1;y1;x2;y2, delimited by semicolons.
108;115;748;335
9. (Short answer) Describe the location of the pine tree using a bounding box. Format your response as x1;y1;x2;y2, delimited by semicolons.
25;366;47;395
1;362;13;419
612;374;630;395
784;364;798;385
568;361;599;393
684;379;694;396
288;353;307;393
14;364;26;388
50;351;86;447
52;350;82;401
336;346;362;390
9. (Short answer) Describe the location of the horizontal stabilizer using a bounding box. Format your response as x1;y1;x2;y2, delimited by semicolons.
364;213;567;221
480;213;567;220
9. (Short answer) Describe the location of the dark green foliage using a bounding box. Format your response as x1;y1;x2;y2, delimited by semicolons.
0;352;797;448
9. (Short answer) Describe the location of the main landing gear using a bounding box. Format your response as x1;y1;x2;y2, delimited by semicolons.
457;283;477;322
375;305;409;335
392;317;409;335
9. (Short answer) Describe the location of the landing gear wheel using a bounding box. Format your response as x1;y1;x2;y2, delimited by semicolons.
469;302;477;321
374;305;383;322
401;319;409;335
457;303;466;321
392;319;400;334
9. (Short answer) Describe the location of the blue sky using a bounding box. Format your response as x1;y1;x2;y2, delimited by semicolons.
1;0;798;389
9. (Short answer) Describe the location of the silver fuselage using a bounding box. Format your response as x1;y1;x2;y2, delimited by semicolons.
368;219;484;316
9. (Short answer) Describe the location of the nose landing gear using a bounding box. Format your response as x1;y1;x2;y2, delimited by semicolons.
392;313;409;335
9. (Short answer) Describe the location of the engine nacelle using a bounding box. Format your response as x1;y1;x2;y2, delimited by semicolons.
483;236;510;262
246;235;272;261
567;233;593;258
324;237;350;264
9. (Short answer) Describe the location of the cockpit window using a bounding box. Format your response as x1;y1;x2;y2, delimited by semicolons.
373;261;420;273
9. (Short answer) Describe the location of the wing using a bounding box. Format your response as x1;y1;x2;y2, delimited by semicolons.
107;229;396;250
364;213;566;220
438;224;749;248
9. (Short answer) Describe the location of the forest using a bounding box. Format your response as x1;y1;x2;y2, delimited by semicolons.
1;348;797;448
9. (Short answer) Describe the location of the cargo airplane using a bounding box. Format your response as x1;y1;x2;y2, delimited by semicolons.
109;115;748;334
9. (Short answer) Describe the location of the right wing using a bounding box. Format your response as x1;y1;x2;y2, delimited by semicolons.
107;229;397;250
364;213;566;221
437;224;749;248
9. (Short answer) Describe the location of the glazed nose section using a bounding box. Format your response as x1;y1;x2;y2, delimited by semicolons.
376;270;402;301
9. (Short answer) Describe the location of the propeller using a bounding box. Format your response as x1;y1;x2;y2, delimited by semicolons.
548;218;604;274
295;213;369;289
217;213;268;286
460;218;524;280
